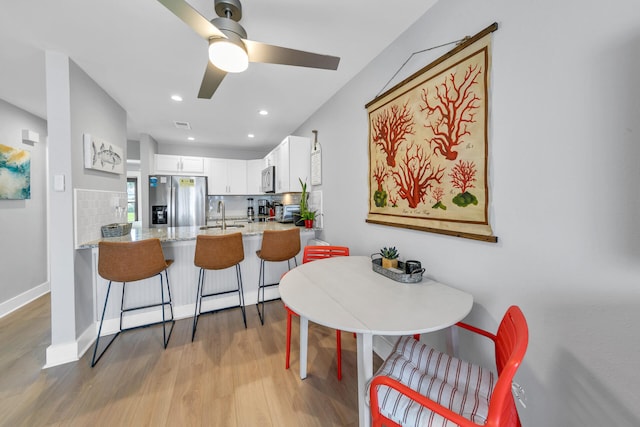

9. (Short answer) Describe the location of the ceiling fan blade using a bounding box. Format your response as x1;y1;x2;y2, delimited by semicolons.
157;0;226;40
243;40;340;70
198;62;227;99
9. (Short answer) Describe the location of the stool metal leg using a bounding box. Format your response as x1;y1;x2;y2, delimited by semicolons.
164;269;175;322
160;271;174;348
256;259;266;325
236;264;247;328
193;263;247;339
256;257;298;325
91;270;175;367
192;268;205;341
91;280;121;367
120;281;127;331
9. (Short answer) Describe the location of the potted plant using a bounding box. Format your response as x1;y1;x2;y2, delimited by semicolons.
379;246;399;269
297;177;312;227
299;177;309;213
300;210;316;228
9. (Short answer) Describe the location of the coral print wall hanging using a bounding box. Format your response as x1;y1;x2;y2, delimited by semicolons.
366;23;498;242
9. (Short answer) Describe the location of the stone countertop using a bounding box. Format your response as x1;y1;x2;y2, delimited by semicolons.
78;222;316;249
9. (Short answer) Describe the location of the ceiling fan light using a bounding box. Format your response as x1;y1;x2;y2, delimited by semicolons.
209;39;248;73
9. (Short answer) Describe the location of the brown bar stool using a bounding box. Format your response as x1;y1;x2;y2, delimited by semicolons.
192;233;247;340
92;238;174;367
256;228;300;324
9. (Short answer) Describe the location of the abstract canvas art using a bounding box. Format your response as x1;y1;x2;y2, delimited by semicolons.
0;144;31;200
366;24;498;242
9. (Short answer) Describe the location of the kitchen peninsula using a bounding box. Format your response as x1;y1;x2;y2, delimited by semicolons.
78;223;315;337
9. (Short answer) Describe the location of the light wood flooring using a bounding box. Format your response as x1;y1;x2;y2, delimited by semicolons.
0;294;380;427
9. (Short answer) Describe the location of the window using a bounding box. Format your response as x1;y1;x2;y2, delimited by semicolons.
127;177;138;222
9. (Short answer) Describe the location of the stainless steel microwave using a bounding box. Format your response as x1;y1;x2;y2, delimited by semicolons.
261;166;275;193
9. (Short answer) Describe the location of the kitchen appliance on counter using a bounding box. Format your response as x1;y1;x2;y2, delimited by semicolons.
247;197;255;222
257;198;271;221
149;175;207;227
261;166;275;193
275;204;300;224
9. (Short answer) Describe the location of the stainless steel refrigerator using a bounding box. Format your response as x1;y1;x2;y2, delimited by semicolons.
149;175;208;227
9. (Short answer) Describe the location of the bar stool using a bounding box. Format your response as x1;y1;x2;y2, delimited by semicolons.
192;233;247;340
92;238;174;367
256;227;300;325
285;245;350;379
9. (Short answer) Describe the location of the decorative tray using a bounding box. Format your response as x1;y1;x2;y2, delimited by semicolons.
101;223;132;237
371;255;424;284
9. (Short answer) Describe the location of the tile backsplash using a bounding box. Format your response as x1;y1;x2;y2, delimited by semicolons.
75;188;127;248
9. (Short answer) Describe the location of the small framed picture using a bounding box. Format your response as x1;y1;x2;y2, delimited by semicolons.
83;134;124;174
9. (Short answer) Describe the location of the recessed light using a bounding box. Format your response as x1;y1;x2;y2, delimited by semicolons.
187;137;195;141
248;134;255;138
258;110;268;116
171;94;183;102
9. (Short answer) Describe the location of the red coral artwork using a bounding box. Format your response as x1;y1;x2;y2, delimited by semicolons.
366;24;498;242
371;101;415;167
431;187;446;210
391;143;445;208
449;160;478;207
420;64;481;161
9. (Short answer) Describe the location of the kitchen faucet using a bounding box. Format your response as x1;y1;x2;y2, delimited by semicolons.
217;200;226;230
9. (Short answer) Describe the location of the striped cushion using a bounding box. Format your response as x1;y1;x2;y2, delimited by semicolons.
372;336;495;426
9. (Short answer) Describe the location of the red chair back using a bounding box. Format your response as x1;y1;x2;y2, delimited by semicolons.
302;245;350;264
489;305;529;427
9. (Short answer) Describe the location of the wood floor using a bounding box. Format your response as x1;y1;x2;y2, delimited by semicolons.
0;294;380;427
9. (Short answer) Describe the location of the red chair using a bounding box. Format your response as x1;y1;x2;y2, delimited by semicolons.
285;245;350;379
370;305;528;427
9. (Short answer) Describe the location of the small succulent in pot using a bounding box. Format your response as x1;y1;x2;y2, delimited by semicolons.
380;246;399;269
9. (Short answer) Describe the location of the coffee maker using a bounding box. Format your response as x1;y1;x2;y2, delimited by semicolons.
258;199;268;220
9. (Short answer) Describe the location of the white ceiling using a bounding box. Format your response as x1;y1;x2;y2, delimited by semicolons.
0;0;436;153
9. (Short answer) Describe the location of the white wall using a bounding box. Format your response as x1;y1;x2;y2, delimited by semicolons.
46;53;127;366
0;99;48;316
296;0;640;425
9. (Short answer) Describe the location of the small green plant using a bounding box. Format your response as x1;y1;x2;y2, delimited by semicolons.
299;177;309;214
300;210;316;220
379;246;399;259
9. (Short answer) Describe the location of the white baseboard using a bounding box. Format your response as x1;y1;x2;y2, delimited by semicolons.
0;281;50;319
77;324;97;360
44;341;79;368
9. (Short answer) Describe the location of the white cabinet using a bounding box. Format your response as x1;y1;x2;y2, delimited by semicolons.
155;154;204;174
274;143;287;193
264;151;275;168
246;159;264;194
268;135;310;193
227;159;247;194
206;158;247;195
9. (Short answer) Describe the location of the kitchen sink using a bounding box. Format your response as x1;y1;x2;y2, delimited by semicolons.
199;224;245;230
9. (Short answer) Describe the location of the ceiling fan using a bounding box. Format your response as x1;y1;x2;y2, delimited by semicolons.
157;0;341;99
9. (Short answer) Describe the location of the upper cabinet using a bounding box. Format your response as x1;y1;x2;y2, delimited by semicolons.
271;135;310;193
152;137;308;195
154;154;204;174
206;158;247;195
246;159;264;194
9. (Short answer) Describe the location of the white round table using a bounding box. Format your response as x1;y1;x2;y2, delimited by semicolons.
279;255;473;427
